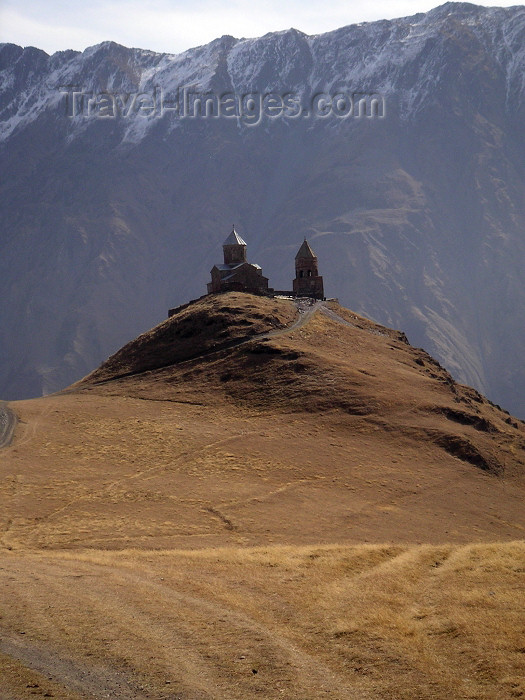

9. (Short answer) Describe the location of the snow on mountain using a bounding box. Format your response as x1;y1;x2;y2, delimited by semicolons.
2;4;525;142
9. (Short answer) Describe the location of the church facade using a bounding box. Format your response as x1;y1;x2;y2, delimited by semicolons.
207;227;270;296
206;227;324;299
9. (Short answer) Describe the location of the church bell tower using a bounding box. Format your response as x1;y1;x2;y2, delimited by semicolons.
223;226;247;265
293;239;324;299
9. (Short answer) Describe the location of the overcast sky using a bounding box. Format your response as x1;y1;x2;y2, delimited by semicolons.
0;0;521;55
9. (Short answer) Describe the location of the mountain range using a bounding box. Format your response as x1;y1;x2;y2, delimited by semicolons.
1;1;525;417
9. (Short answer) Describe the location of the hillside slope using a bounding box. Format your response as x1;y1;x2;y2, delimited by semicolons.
1;292;525;699
2;291;524;552
81;292;525;480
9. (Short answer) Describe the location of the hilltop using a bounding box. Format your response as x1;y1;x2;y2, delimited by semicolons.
79;292;525;480
1;292;525;699
2;291;524;553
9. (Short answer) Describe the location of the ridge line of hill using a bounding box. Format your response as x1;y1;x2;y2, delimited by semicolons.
82;297;324;387
79;297;410;391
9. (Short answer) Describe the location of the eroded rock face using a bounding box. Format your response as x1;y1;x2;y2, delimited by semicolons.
2;3;525;416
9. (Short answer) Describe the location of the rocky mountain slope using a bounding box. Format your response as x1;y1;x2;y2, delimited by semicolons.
2;2;525;417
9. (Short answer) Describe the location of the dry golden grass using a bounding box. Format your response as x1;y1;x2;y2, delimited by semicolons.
2;292;525;698
1;542;524;699
2;390;525;553
77;292;296;386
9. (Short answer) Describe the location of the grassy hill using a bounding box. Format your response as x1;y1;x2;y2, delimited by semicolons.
1;292;524;698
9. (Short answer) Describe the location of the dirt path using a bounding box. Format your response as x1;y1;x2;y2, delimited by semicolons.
318;305;357;328
318;305;391;338
3;544;523;700
261;297;325;338
86;298;326;388
0;634;149;700
0;553;372;700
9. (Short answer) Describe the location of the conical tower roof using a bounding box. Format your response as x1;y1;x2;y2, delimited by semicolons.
223;226;247;247
295;239;317;260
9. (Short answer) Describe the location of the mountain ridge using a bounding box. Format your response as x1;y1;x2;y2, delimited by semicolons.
2;2;525;418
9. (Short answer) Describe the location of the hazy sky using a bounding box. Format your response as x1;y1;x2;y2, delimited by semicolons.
0;0;521;55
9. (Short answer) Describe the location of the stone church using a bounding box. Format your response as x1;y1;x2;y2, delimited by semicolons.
207;227;324;299
207;227;270;295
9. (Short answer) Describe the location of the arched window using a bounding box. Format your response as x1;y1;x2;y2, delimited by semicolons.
307;270;312;277
299;270;304;278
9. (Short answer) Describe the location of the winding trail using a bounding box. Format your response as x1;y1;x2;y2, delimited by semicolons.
261;297;325;337
0;553;372;700
90;297;326;386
